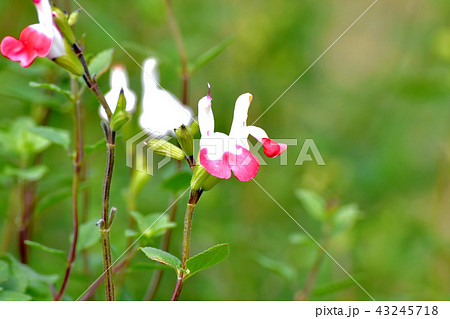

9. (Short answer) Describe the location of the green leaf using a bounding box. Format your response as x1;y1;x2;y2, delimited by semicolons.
332;204;361;235
24;240;65;258
29;126;71;150
0;254;57;300
29;82;72;100
0;290;32;301
189;35;235;73
76;220;101;252
162;171;192;194
84;139;106;155
88;48;114;79
0;260;9;284
185;244;229;280
253;254;296;282
140;247;181;274
312;277;360;298
35;186;72;215
0;117;51;157
130;211;176;239
128;261;170;272
295;189;327;221
4;165;48;181
289;232;312;246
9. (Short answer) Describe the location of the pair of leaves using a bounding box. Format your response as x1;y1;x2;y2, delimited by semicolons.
140;243;229;280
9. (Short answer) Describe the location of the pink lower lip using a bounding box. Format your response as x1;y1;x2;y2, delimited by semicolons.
33;0;41;4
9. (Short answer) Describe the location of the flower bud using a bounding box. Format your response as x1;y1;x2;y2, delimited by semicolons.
52;7;76;45
145;139;186;161
189;119;199;136
190;164;221;191
68;9;80;27
175;124;194;157
52;41;84;76
110;89;131;131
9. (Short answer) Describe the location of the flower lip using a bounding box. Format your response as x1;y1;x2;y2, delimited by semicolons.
262;138;287;158
33;0;41;3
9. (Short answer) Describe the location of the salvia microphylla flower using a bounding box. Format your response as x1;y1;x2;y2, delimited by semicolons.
1;0;66;68
99;64;137;121
198;86;287;182
139;58;193;136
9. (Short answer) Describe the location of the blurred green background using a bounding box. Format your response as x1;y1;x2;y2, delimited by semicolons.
1;0;450;300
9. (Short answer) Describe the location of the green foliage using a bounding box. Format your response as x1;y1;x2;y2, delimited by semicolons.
185;244;230;280
4;165;48;181
189;35;236;73
29;126;71;150
0;117;50;159
29;82;72;101
24;241;65;259
332;204;361;235
140;247;181;275
84;139;106;155
253;254;296;283
87;48;114;79
295;189;327;221
76;220;101;252
0;254;58;301
129;211;176;239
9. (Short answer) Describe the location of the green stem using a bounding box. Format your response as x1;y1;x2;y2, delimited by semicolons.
170;189;202;301
100;123;116;301
72;43;112;120
71;41;116;301
54;77;83;300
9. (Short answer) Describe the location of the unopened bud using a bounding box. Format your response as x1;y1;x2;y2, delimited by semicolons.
52;7;76;45
175;124;193;157
145;139;186;161
110;89;131;131
189;119;199;136
68;9;80;27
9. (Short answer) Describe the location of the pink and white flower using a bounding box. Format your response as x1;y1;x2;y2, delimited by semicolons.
198;86;287;182
139;58;193;136
99;64;137;121
0;0;65;68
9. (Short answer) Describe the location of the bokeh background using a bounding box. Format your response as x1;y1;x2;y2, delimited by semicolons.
1;0;450;300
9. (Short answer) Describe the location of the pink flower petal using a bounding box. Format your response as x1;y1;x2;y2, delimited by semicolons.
262;138;287;158
1;25;52;68
228;146;259;182
199;148;232;179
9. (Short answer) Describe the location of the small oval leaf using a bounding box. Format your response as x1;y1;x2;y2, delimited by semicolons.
140;247;181;275
185;243;229;280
